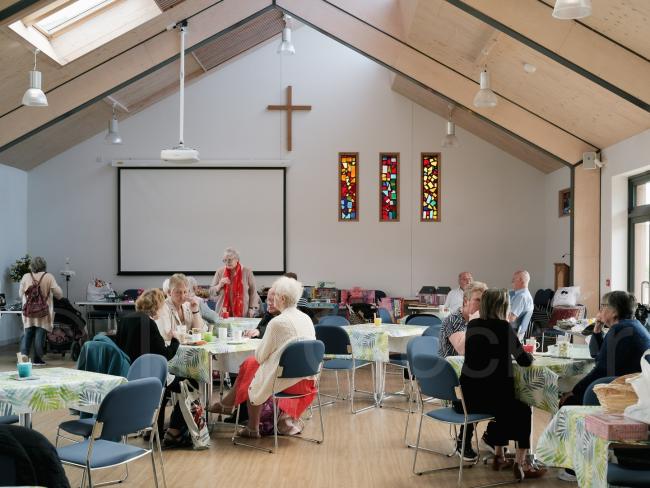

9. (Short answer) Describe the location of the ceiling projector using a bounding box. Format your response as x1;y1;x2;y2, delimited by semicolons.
161;145;199;162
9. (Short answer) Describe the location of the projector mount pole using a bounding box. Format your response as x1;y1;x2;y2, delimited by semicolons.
178;20;187;148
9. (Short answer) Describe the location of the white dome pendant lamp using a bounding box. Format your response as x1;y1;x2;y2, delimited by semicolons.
22;49;48;107
473;67;498;109
552;0;592;20
442;105;459;148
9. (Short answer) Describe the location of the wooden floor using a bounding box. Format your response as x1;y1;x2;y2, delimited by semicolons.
0;345;571;487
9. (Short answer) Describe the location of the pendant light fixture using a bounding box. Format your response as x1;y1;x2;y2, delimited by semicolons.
104;103;122;145
442;104;459;148
473;67;498;109
22;49;48;107
278;14;295;55
552;0;592;20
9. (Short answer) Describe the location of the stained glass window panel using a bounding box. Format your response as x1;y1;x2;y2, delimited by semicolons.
339;153;358;221
379;153;399;221
421;153;440;222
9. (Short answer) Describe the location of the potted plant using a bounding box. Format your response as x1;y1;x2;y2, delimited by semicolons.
9;254;31;282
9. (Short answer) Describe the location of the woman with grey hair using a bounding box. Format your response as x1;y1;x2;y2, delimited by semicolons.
209;247;259;317
454;289;542;480
19;256;63;365
208;277;315;437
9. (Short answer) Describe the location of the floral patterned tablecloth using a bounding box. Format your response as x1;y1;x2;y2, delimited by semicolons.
168;339;261;383
537;406;609;487
446;355;594;414
0;367;126;415
342;324;425;362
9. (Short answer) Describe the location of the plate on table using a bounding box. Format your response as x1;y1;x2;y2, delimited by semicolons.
10;374;39;381
227;339;248;345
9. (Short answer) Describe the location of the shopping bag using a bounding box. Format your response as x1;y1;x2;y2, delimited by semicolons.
178;380;210;450
623;349;650;424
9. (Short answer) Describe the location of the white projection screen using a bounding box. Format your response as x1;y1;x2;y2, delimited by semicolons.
118;167;285;275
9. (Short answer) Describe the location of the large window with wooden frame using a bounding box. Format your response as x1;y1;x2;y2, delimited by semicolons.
9;0;161;66
628;171;650;301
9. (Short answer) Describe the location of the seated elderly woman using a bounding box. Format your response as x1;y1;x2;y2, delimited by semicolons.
186;276;220;325
561;290;650;406
209;247;259;318
456;288;544;480
208;276;316;437
156;273;206;342
116;288;180;363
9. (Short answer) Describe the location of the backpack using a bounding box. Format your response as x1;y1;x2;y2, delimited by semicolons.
22;272;50;319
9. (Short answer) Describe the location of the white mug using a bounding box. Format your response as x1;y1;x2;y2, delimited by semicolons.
525;338;540;351
218;327;228;341
232;329;243;341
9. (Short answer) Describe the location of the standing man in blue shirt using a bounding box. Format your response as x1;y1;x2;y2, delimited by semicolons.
508;270;534;339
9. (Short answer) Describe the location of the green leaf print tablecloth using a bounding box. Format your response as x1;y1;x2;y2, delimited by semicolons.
446;355;594;414
168;339;261;383
343;324;425;362
537;406;610;488
0;367;126;415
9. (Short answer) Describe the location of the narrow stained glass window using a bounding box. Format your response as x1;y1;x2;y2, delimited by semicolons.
379;153;399;221
339;153;358;221
421;153;440;222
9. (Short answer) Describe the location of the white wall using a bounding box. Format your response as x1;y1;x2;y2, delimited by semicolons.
544;167;571;288
601;129;650;292
0;164;28;344
26;27;562;302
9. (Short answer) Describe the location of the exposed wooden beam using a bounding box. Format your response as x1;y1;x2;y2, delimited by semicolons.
0;0;273;151
446;0;650;112
276;0;595;164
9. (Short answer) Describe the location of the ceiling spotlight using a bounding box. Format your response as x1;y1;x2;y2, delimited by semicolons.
22;49;48;107
442;105;459;149
552;0;592;20
105;104;122;145
523;63;537;74
278;14;295;55
473;68;498;108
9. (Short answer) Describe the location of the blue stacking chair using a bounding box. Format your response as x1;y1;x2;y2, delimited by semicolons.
403;336;439;447
377;307;393;324
315;325;375;413
583;376;617;406
318;315;350;326
0;415;18;425
607;462;650;487
233;340;325;453
514;309;534;340
405;314;442;327
56;354;169;448
57;378;166;488
422;324;442;337
410;353;497;487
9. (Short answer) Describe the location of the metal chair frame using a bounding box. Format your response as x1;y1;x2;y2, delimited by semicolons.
232;341;326;453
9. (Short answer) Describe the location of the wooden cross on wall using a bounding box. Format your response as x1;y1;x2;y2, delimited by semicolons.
267;85;312;152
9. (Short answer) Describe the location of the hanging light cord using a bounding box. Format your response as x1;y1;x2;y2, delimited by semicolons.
32;49;40;71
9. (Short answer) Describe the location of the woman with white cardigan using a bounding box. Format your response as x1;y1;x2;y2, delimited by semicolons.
208;276;315;437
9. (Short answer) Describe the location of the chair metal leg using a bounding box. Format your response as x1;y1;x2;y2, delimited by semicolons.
232;403;272;453
412;411;425;474
154;428;167;488
273;398;279;453
80;468;87;488
150;449;159;488
86;464;93;488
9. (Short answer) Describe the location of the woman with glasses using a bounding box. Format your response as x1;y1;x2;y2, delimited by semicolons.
209;248;259;318
560;290;650;407
455;288;543;480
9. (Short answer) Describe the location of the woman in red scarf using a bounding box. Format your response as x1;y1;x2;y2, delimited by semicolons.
209;247;259;318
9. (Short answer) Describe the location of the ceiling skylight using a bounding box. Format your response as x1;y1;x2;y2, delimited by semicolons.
35;0;115;36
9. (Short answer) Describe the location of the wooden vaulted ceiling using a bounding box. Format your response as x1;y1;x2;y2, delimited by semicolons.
0;0;648;172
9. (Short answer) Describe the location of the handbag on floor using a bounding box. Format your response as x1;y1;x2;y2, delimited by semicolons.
178;380;210;450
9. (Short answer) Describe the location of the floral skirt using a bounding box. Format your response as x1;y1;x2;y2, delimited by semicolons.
234;356;316;418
